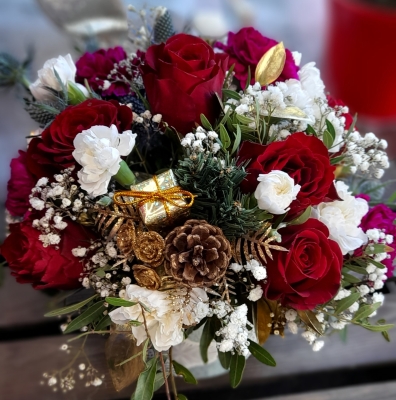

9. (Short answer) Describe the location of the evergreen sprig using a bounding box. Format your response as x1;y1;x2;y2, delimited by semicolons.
174;153;268;239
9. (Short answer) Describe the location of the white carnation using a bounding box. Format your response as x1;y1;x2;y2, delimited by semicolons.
109;285;207;352
254;171;300;214
29;54;87;101
73;125;136;196
315;181;368;255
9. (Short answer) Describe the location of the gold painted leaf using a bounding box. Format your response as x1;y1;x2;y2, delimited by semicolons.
255;298;272;345
271;106;310;122
105;325;145;392
255;42;286;87
297;310;324;336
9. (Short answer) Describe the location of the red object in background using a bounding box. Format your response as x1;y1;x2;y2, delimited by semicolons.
324;0;396;119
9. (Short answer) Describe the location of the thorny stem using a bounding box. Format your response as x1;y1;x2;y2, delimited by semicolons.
169;347;178;400
159;352;172;400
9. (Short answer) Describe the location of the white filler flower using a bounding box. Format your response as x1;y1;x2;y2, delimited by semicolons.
254;170;300;214
315;181;368;255
30;54;88;101
109;285;208;352
73;125;136;196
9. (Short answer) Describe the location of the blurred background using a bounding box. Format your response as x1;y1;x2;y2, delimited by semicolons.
0;1;395;399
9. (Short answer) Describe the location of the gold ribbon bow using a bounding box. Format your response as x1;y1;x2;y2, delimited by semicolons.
113;175;195;218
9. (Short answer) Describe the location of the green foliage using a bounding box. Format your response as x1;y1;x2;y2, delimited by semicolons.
218;350;232;370
172;360;198;384
174;153;267;239
64;301;106;333
105;297;137;307
200;318;217;363
131;357;158;400
229;353;246;388
44;294;98;317
248;340;276;366
0;51;31;88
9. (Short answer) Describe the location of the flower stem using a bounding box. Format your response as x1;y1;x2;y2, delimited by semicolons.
159;352;171;400
169;347;178;400
114;160;136;187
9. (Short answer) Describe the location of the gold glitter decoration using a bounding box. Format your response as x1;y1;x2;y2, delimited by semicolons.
134;231;165;268
255;41;286;87
271;106;310;122
231;222;288;265
113;170;194;230
133;265;162;290
116;220;136;257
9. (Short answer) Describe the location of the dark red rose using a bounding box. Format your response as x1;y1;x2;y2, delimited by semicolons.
264;219;343;310
237;132;339;216
327;95;353;130
215;27;299;89
1;217;97;290
360;203;396;278
5;151;36;217
140;33;228;134
76;47;141;97
26;99;132;179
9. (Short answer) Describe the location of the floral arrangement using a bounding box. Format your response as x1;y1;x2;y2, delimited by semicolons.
1;5;395;399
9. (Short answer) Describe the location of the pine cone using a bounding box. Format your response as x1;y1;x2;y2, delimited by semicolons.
164;219;232;287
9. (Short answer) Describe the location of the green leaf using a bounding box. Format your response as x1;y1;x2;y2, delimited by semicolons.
139;301;152;313
323;130;334;149
218;351;232;370
236;114;255;125
382;331;391;342
44;294;98;317
325;119;336;141
229;353;246;388
330;155;345;165
342;272;361;284
335;292;361;315
129;320;143;327
305;124;317;136
248;340;276;366
95;314;111;331
339;326;348;342
289;206;311;225
222;88;242;101
172;360;198;384
53;67;68;100
343;264;367;275
64;301;106;333
105;297;137;307
131;357;157;400
244;65;251;91
367;259;386;269
365;243;394;255
353;302;382;322
200;114;213;131
200;319;215;363
67;81;87;105
153;372;165;392
219;123;231;149
361;323;394;332
177;395;188;400
230;125;242;155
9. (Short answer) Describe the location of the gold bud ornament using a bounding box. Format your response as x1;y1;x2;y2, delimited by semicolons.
255;41;286;87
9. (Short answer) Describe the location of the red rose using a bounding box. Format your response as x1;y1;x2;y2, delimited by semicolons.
26;99;132;179
264;219;343;310
76;47;144;97
140;33;228;134
215;27;299;89
5;151;36;217
237;133;339;216
1;217;97;290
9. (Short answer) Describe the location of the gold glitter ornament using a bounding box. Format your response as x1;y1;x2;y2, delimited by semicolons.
255;41;286;87
134;231;165;267
133;265;162;290
116;220;136;257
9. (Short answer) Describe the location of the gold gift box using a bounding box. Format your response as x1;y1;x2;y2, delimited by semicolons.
129;170;190;230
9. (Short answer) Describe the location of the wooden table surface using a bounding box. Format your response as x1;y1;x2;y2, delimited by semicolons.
0;268;395;400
